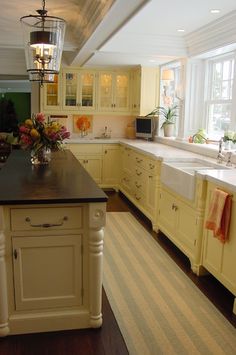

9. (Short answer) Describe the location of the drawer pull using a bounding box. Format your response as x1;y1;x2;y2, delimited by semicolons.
25;216;68;228
14;249;18;260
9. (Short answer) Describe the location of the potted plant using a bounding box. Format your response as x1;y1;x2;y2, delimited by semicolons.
146;105;178;137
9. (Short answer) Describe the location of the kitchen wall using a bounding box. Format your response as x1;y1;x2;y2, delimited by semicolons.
65;114;134;139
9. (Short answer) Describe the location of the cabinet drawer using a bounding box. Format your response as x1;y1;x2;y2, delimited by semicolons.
10;206;83;231
133;190;146;205
134;152;145;168
145;158;158;174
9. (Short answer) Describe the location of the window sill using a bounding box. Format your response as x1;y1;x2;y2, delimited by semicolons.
155;136;236;160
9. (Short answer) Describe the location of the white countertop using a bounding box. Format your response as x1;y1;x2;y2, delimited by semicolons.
197;169;236;192
65;137;236;191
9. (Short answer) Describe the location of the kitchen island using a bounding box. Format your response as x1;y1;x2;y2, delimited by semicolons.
0;149;107;336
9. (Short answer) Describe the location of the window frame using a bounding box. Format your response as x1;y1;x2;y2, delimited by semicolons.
203;52;236;139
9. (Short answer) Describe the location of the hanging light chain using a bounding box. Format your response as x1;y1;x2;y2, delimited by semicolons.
37;0;47;17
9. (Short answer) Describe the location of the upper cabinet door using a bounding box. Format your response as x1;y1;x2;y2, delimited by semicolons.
79;72;96;110
98;72;113;111
113;73;130;112
62;70;96;111
63;71;79;109
41;74;62;111
98;71;130;113
131;68;141;115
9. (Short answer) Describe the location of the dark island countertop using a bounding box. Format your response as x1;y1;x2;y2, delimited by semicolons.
0;149;108;205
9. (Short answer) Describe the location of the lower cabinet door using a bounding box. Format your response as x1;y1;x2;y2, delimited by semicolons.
78;156;102;184
12;235;82;311
158;189;176;237
175;201;197;257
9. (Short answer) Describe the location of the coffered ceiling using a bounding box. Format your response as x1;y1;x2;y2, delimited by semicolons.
0;0;236;73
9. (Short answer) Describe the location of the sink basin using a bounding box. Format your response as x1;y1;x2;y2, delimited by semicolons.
161;158;230;200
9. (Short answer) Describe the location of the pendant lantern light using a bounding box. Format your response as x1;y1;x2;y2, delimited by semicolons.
20;0;66;85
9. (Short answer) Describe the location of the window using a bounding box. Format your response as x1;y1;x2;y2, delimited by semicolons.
160;62;182;136
205;54;235;139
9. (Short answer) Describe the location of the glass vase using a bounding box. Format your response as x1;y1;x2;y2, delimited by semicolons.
31;147;51;165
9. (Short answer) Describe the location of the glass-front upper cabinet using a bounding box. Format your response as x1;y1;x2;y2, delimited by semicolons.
98;73;113;111
64;72;78;108
42;74;62;111
114;73;129;111
80;72;96;109
98;71;130;112
62;70;96;111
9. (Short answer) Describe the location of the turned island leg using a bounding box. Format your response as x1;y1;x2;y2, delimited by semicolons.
88;203;106;328
0;207;9;337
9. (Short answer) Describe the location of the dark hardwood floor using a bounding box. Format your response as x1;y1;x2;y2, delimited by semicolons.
0;190;235;355
0;288;128;355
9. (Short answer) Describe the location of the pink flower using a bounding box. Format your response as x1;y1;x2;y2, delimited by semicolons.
61;131;70;139
21;134;33;146
163;95;173;107
19;126;30;134
36;113;45;123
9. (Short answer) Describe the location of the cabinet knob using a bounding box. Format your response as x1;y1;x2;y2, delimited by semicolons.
105;150;107;154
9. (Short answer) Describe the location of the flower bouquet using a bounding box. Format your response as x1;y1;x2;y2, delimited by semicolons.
19;113;70;164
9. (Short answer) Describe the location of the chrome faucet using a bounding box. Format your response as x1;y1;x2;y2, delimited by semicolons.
217;137;224;163
101;126;111;138
226;152;233;167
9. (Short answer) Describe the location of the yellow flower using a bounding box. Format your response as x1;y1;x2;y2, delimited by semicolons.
25;119;33;128
30;128;40;140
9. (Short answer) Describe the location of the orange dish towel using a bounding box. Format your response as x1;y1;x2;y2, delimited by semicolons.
205;188;232;243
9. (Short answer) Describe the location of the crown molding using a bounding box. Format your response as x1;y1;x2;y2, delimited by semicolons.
185;10;236;57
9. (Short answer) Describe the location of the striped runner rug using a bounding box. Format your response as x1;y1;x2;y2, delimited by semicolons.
103;212;236;355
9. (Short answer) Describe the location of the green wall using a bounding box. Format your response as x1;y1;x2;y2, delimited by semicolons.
5;93;31;123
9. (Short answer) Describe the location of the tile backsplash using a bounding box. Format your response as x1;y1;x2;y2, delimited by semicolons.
65;114;134;139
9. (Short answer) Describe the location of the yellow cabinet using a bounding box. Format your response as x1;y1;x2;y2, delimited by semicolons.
202;182;236;313
12;234;82;311
62;70;96;111
120;146;159;230
41;74;62;111
78;156;102;184
67;143;104;185
130;67;141;114
98;71;130;112
130;66;160;116
102;144;120;188
158;186;201;269
120;146;134;195
1;201;106;335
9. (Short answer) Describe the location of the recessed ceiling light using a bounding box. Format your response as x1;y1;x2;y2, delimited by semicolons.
210;9;220;14
177;29;185;33
149;59;157;63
